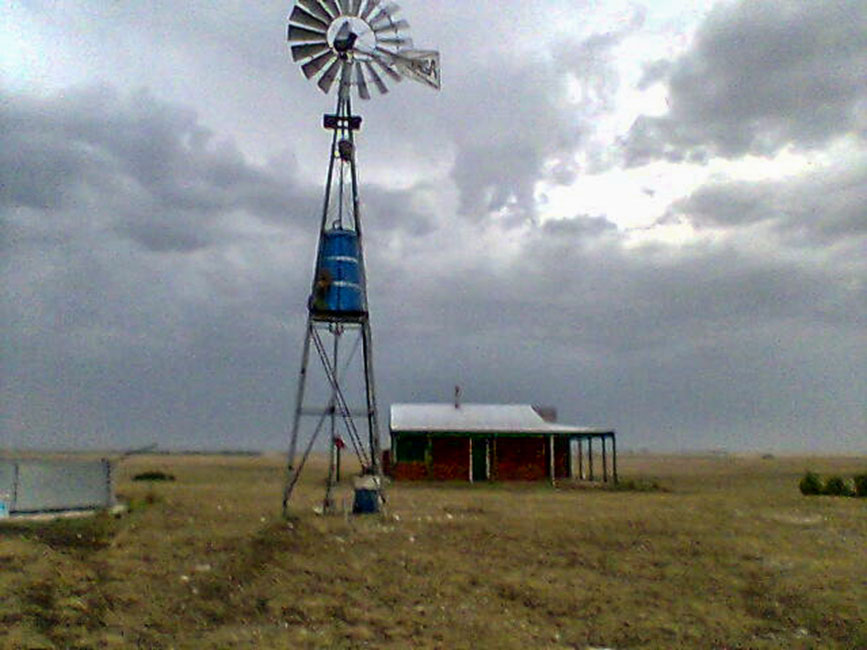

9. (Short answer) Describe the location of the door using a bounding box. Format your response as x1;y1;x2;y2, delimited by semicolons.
472;438;488;481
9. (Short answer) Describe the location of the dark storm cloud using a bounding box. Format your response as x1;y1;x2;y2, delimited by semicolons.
360;185;436;236
0;85;319;253
368;205;867;449
451;141;542;224
636;59;673;91
365;211;866;450
396;225;863;354
669;160;867;244
0;85;443;449
624;0;867;164
4;0;302;160
542;215;618;238
553;29;635;117
444;18;638;224
5;0;636;227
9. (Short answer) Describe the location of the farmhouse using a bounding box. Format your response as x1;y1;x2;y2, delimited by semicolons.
388;403;616;482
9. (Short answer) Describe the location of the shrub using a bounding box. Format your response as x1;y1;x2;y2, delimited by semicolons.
133;471;175;482
823;476;853;497
855;474;867;498
610;478;667;492
799;471;823;496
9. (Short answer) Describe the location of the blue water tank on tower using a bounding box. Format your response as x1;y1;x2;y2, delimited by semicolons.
310;229;365;316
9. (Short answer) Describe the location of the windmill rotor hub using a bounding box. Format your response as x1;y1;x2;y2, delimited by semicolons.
329;17;373;57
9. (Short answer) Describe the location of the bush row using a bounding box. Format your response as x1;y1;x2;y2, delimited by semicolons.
800;471;867;497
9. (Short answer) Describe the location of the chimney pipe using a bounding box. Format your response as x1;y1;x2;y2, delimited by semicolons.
454;385;461;409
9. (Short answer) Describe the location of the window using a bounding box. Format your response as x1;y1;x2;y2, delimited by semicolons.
396;436;427;462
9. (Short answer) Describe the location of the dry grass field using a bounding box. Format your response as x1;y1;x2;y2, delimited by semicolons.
1;452;865;649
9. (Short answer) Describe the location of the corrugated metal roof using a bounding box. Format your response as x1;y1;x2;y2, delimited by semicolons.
390;404;613;435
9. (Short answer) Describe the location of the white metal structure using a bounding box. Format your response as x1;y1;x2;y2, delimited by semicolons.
0;459;115;516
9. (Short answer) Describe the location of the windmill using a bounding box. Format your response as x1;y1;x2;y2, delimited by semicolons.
282;0;440;516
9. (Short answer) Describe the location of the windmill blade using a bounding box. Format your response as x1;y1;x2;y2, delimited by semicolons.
354;61;371;100
360;0;380;21
297;0;333;24
302;50;336;79
369;14;399;32
317;57;343;94
378;35;413;48
320;0;342;18
337;0;353;15
289;6;329;32
349;0;363;16
369;2;401;28
288;24;329;43
291;41;330;62
363;61;389;94
371;52;402;82
373;19;408;34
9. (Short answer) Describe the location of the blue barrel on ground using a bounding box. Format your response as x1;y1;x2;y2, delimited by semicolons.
311;229;365;315
352;474;382;514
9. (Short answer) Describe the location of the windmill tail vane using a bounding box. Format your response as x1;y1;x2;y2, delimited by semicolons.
383;49;441;89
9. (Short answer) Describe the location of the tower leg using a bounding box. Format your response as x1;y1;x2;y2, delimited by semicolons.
324;329;340;514
323;437;337;514
360;318;381;475
283;319;313;515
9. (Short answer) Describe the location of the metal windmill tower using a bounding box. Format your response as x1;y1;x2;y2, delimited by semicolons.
282;0;440;515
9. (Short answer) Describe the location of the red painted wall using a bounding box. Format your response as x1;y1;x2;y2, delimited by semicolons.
393;461;428;480
391;435;571;481
431;437;470;480
494;437;548;481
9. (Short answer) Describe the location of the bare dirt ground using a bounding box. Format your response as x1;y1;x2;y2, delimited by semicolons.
1;453;865;649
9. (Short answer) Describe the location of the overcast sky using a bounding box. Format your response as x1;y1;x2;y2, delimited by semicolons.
2;0;865;453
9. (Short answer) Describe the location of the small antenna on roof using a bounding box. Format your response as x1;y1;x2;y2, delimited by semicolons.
454;385;461;409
